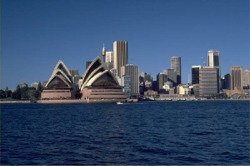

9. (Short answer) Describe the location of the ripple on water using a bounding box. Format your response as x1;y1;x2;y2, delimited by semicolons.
1;101;249;165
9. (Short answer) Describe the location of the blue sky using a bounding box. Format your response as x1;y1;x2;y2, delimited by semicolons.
2;0;249;89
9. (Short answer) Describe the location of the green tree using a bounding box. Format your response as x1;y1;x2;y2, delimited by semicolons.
28;88;36;101
5;87;12;98
5;90;12;98
0;90;6;98
20;87;29;99
15;85;22;100
38;82;42;91
34;90;41;100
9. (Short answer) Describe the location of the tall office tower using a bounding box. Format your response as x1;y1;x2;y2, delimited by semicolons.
243;69;250;88
230;66;243;90
199;67;219;97
208;50;221;89
171;56;181;84
113;41;128;78
208;50;220;76
105;51;113;70
157;73;168;93
192;65;201;84
224;73;231;90
208;50;220;68
167;69;177;86
121;64;139;96
121;75;131;97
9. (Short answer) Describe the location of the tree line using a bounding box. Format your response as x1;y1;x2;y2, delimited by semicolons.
0;82;43;101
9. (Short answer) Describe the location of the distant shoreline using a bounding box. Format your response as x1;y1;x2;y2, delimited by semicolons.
0;99;249;104
0;100;31;104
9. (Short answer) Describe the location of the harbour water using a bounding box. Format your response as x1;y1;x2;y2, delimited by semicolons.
1;101;249;165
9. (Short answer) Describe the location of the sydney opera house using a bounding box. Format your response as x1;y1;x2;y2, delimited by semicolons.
41;57;127;103
41;60;76;100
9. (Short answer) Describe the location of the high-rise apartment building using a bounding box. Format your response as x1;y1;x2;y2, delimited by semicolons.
121;64;139;96
230;66;243;90
171;56;181;84
113;41;128;77
199;67;219;96
192;65;201;84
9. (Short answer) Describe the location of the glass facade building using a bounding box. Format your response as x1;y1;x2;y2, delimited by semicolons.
171;56;181;84
121;64;139;96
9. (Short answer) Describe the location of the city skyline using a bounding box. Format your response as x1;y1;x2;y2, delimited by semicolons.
2;0;249;89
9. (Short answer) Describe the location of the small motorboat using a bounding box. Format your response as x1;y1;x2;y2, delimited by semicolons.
116;101;124;105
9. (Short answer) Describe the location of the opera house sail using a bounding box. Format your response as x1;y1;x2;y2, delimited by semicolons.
80;57;126;102
40;57;126;103
41;60;76;100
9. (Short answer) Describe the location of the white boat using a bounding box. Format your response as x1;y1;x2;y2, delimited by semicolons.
116;101;124;105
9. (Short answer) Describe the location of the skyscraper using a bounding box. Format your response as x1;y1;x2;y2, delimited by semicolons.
166;69;177;86
157;73;168;93
223;73;231;90
208;50;221;89
105;51;113;70
121;64;139;96
192;65;201;84
208;50;220;75
230;66;243;90
113;41;128;78
199;66;219;97
208;50;220;68
170;56;181;84
243;69;250;88
121;75;131;97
